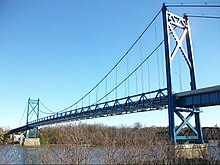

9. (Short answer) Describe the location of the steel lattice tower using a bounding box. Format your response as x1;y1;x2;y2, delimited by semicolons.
26;98;39;138
162;3;203;143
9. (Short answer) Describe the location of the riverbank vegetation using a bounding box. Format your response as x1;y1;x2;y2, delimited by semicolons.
39;123;220;146
0;128;21;164
0;128;4;145
1;123;220;164
34;123;219;164
0;128;12;145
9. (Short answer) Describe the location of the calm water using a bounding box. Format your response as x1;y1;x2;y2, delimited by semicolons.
0;143;219;164
0;145;105;164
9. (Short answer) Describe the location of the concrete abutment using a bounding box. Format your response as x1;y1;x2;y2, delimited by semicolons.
23;138;40;147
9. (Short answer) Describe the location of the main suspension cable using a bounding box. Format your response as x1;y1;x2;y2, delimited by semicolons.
39;109;54;115
58;9;162;113
19;102;28;127
40;100;55;114
166;3;220;8
92;40;164;105
185;14;220;19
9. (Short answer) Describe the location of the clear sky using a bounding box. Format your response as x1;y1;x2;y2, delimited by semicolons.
0;0;219;129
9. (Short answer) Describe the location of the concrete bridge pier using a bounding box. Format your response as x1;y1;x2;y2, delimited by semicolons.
19;133;24;146
22;129;40;146
23;138;40;146
175;144;208;159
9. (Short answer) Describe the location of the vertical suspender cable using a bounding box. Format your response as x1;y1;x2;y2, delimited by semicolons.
155;21;161;88
127;55;130;96
82;98;83;108
115;67;118;99
135;71;138;100
147;60;151;92
125;79;127;96
105;78;108;101
139;40;144;93
161;44;166;88
96;86;98;103
178;53;183;91
89;92;91;105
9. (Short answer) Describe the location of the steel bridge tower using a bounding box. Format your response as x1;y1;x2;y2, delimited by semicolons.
162;4;203;143
26;98;39;138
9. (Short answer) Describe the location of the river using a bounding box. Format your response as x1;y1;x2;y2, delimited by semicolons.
0;143;219;164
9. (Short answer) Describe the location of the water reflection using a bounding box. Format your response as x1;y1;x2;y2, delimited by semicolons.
0;143;219;164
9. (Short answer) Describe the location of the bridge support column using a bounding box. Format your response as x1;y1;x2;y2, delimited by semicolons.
162;3;203;144
23;138;40;146
19;133;24;146
162;3;176;143
26;98;40;138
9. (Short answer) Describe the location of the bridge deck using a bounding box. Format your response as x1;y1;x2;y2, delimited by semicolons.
8;85;220;134
175;85;220;108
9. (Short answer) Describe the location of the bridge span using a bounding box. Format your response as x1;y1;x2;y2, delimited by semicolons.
8;85;220;135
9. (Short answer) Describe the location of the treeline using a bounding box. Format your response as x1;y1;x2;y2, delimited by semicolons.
203;127;220;142
37;123;169;164
1;124;219;146
0;128;12;145
0;128;4;145
1;124;219;164
39;123;167;146
33;123;219;164
39;123;220;146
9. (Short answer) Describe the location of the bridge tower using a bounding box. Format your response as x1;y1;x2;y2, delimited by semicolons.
162;4;203;143
26;98;39;138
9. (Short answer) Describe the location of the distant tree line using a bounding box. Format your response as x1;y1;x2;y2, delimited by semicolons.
39;123;220;146
0;128;4;145
39;123;168;146
33;123;219;164
0;123;219;164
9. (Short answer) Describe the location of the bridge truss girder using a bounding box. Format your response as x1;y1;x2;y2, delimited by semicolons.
7;85;220;136
27;89;168;128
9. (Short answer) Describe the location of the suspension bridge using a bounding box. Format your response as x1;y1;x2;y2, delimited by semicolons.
6;3;220;144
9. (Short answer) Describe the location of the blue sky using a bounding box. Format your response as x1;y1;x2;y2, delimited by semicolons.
0;0;219;129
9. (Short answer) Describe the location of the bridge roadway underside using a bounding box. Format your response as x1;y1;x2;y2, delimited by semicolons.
174;85;220;108
8;85;220;134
